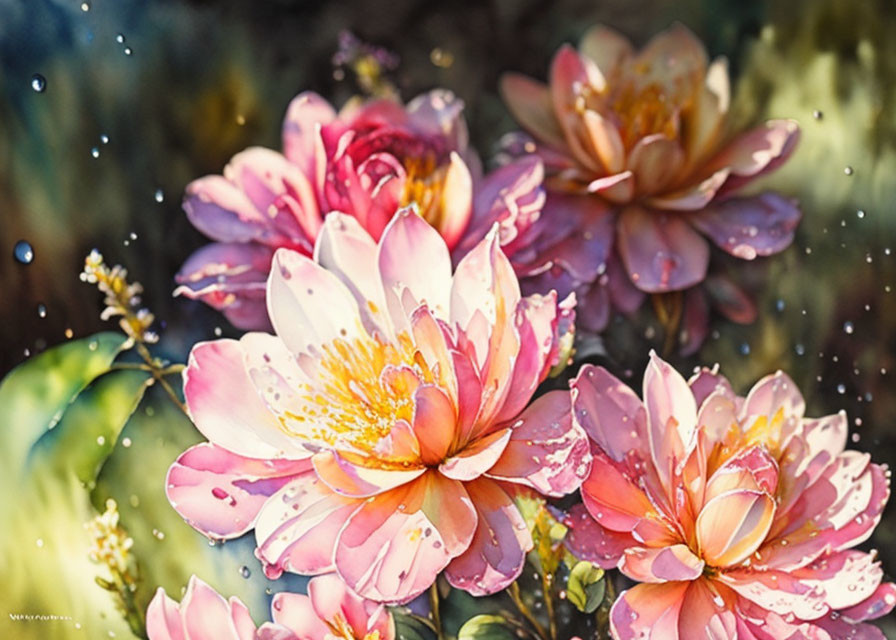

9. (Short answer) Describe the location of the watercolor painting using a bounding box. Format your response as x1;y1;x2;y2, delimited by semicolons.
1;1;894;638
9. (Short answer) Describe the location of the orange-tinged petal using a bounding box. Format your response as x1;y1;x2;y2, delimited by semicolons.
500;72;567;149
696;489;775;568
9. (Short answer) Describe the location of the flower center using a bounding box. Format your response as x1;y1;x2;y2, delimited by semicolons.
400;153;450;230
326;612;382;640
281;331;437;461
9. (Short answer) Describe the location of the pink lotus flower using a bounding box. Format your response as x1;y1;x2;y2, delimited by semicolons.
175;89;543;331
167;209;589;604
501;24;801;334
146;574;394;639
566;353;895;639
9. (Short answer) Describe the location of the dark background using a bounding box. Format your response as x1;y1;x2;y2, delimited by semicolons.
1;0;895;627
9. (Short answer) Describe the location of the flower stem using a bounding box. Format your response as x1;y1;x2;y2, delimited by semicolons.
509;581;549;639
541;572;558;640
651;292;683;357
429;582;444;640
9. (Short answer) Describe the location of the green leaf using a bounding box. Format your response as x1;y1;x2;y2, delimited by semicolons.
27;369;152;485
457;615;517;640
566;560;606;614
0;332;130;480
394;612;437;640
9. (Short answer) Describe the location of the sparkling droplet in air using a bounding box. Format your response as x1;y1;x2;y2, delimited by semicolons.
80;1;90;11
13;240;34;264
37;303;47;318
239;566;251;579
122;437;132;448
100;133;109;144
154;188;164;203
30;74;46;92
740;343;751;355
65;328;74;339
115;33;125;44
857;209;865;219
836;384;846;395
844;321;854;334
123;46;133;56
214;326;222;337
90;146;100;158
844;166;854;176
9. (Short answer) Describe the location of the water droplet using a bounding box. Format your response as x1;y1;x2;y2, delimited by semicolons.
213;326;222;337
775;299;785;312
64;328;74;339
90;146;100;158
152;528;165;540
740;343;751;355
37;303;47;318
122;437;132;448
80;1;90;11
844;166;854;176
153;188;164;203
795;343;805;356
115;33;125;44
31;74;46;92
843;321;854;334
239;566;251;578
123;46;133;56
812;109;823;119
96;435;106;445
13;240;34;264
856;209;865;219
837;384;846;395
100;134;109;145
36;538;44;548
851;433;861;443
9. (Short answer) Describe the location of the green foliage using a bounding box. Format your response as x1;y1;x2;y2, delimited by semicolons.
457;615;518;640
566;561;606;614
394;612;437;640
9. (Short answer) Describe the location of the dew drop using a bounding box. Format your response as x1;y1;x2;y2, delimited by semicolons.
31;73;46;92
36;538;44;548
740;342;751;355
37;303;47;318
123;46;133;56
122;437;132;448
100;133;109;144
836;384;846;395
843;321;854;334
239;566;251;579
152;528;165;540
64;328;74;339
13;240;34;264
154;188;164;203
90;146;100;158
213;326;222;337
775;299;785;312
856;209;865;219
96;435;106;445
115;33;125;44
812;109;823;119
80;1;90;11
795;343;805;356
844;166;854;176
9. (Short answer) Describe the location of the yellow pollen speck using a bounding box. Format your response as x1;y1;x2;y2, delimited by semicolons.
400;154;450;230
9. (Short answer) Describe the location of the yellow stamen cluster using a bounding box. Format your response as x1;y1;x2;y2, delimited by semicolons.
85;498;136;581
400;154;450;231
609;82;681;149
80;249;157;344
280;331;438;462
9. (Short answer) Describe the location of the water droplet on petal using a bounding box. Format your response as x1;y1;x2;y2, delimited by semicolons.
812;109;823;119
31;74;46;92
13;240;34;264
844;166;854;176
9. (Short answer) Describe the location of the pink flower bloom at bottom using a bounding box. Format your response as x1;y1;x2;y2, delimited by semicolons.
146;574;394;640
566;353;895;639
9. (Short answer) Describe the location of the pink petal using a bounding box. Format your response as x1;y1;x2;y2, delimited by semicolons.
282;91;336;175
677;580;738;640
710;119;800;196
738;370;805;440
586;170;635;202
266;248;363;355
679;287;710;356
582;109;626;175
378;208;453;322
254;475;360;577
646;168;730;211
181;576;247;640
314;212;392;337
620;544;705;583
636;23;708;88
688;366;735;406
579;24;634;77
440;428;511;481
696;489;776;568
487;390;590;496
268;592;330;638
617;206;710;292
406;89;471;165
684;58;731;166
563;502;635;569
308;574;395;640
689;192;801;260
500;73;567;149
627;134;685;196
572;364;647;462
444;478;532;596
643;352;698;485
610;582;688;640
183;339;302;459
438;152;474;249
411;384;458;465
312;450;426;498
836;582;896;623
334;472;475;604
166;443;311;539
704;275;758;324
146;588;186;640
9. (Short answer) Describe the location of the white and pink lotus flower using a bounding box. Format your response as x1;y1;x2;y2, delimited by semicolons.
166;209;589;604
566;353;895;639
147;574;394;639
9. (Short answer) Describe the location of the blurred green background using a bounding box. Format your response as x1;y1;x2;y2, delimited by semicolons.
1;0;895;637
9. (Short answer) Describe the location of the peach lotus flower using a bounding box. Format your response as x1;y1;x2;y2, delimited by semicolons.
500;24;802;334
564;353;895;639
146;574;394;639
166;209;589;604
174;88;544;330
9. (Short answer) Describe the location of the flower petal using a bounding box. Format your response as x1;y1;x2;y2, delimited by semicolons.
146;588;186;640
444;478;532;596
689;192;801;260
499;73;567;149
572;364;647;462
166;443;311;539
181;576;247;640
282;91;336;175
267;592;330;638
617;206;710;292
411;384;458;465
312;450;426;498
563;502;635;569
440;428;511;482
643;352;698;485
620;544;704;583
709;119;800;195
696;489;776;568
183;339;302;459
486;390;590;497
610;582;687;640
627;134;685;196
308;574;395;640
579;24;633;76
438;152;474;249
